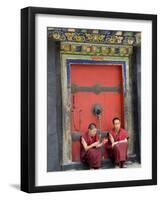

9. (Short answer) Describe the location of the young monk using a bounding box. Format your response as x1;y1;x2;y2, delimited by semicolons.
106;117;129;168
80;123;108;169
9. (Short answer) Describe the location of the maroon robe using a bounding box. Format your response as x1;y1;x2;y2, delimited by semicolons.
106;128;129;164
80;131;102;169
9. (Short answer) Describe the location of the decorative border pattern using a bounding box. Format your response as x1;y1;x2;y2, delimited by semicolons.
60;42;133;57
48;27;141;46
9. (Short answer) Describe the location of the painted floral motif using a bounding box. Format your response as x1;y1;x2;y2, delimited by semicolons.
48;27;141;46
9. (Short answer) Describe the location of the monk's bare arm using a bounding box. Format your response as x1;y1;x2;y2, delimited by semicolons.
109;134;122;147
81;137;99;151
118;138;128;143
109;133;114;144
96;138;108;148
113;138;128;147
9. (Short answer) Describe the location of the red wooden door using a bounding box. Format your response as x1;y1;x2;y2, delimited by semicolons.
70;63;124;161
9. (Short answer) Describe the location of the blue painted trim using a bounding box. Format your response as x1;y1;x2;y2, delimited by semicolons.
66;59;127;94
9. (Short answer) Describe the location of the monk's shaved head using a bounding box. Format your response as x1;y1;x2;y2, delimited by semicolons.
112;117;121;124
88;123;97;136
112;117;121;132
88;123;97;130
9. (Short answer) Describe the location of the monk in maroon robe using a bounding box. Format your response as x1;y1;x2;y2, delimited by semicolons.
106;117;129;168
80;123;108;169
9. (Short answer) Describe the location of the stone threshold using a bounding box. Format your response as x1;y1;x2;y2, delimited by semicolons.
61;154;138;171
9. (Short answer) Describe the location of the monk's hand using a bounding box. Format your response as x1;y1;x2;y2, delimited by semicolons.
102;138;108;144
91;141;99;148
112;141;118;148
109;134;114;143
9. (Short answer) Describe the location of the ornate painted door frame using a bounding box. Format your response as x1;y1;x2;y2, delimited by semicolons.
60;43;135;165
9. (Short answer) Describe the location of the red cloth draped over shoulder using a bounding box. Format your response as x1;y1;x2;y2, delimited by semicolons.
111;128;129;141
80;131;102;169
81;131;99;145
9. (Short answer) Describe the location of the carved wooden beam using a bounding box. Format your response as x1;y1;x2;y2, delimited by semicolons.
60;42;133;56
71;83;121;94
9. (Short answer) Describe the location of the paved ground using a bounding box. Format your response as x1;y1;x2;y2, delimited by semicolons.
66;161;141;171
123;161;141;168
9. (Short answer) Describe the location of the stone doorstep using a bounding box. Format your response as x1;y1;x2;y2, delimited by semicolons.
61;154;138;171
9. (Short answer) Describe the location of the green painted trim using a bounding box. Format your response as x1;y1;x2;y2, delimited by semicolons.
60;42;133;57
